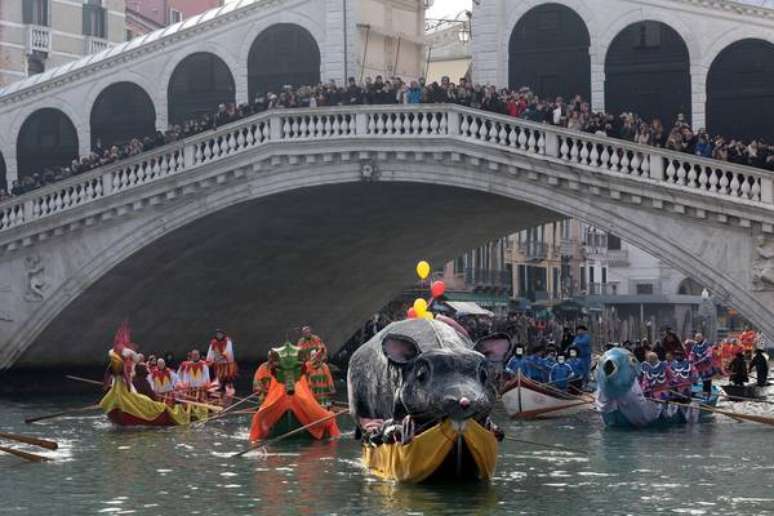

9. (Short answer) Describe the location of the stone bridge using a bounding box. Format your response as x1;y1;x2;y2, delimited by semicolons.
0;104;772;370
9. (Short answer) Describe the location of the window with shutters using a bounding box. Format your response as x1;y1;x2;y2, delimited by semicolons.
170;9;182;24
23;0;49;26
83;0;106;38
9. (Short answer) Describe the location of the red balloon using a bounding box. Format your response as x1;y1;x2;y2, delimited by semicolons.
431;280;446;298
407;307;418;319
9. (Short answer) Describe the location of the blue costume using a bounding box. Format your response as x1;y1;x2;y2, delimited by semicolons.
523;355;545;382
567;356;585;379
549;361;574;390
505;355;526;376
639;360;671;399
572;333;592;380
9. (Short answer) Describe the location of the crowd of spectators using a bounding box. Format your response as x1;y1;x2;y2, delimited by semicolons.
4;75;774;202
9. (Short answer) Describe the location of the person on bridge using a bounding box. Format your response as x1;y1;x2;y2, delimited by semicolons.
749;347;770;387
297;326;327;360
150;358;179;403
305;349;336;408
207;329;238;391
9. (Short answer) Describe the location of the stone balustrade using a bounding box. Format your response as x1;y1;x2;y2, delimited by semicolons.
1;104;772;234
26;25;51;54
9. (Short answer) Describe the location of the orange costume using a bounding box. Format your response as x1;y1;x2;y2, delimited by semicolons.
252;362;274;402
297;334;328;360
306;360;335;408
249;375;340;442
207;336;238;384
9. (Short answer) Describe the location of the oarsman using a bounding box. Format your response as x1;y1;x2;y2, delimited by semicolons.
689;333;719;396
661;327;684;357
306;349;336;408
523;345;546;382
728;352;749;386
749;346;770;387
669;349;695;399
150;358;179;402
504;346;527;377
132;364;159;401
571;325;592;385
549;355;574;391
207;329;238;391
180;349;211;400
297;326;328;360
252;352;277;404
639;352;672;400
566;347;585;392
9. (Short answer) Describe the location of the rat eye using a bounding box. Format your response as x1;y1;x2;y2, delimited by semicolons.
479;365;489;384
416;364;430;383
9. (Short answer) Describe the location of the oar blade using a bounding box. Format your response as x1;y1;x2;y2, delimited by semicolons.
0;446;52;463
0;432;58;450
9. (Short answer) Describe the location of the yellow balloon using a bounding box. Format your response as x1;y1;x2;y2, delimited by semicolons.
416;261;431;280
422;312;434;320
413;298;428;316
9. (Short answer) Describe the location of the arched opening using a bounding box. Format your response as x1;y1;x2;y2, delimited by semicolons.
677;277;703;296
707;39;774;142
167;52;235;125
16;108;79;180
0;152;6;193
247;23;321;101
90;82;156;150
508;3;591;100
605;21;691;125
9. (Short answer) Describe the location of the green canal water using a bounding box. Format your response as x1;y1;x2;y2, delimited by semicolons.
1;390;774;515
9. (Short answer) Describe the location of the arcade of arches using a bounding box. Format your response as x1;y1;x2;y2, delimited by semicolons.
707;39;774;142
248;23;321;101
167;52;236;126
508;4;591;102
16;108;78;181
90;82;156;150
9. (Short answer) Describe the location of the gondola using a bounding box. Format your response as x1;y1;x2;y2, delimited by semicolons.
500;371;592;419
721;383;767;401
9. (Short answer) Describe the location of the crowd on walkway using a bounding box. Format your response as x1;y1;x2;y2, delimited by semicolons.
5;75;774;201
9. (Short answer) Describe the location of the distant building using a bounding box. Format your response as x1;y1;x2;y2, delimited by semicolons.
125;0;224;39
0;0;127;87
425;21;470;82
438;238;511;313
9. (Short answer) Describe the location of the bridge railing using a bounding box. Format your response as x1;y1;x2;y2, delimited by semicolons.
1;104;773;234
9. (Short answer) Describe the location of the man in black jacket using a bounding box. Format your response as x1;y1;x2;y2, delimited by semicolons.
749;348;770;387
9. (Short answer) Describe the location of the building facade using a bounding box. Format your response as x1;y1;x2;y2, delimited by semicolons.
0;0;126;87
125;0;224;39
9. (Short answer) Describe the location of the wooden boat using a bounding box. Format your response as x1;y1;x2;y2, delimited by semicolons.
721;384;767;401
500;371;592;419
99;379;206;427
362;419;498;483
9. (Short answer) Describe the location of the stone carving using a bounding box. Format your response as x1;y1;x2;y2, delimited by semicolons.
24;254;48;302
752;236;774;291
360;159;379;182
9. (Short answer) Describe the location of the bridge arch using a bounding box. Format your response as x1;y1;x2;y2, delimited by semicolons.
604;20;692;125
16;108;79;181
166;52;237;125
508;3;591;100
90;82;157;150
4;150;770;368
0;151;6;193
707;39;774;142
247;23;321;101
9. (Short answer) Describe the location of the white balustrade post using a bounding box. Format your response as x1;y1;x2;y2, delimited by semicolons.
23;200;33;222
447;109;460;136
649;153;665;181
270;114;282;140
355;112;368;135
544;131;560;158
761;177;774;204
102;171;113;195
184;144;194;167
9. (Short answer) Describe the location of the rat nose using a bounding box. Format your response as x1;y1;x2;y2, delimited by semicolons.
459;397;470;409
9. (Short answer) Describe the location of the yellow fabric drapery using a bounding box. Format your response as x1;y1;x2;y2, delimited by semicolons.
99;379;192;426
362;419;498;483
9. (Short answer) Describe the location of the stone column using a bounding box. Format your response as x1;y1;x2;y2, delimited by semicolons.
690;63;708;130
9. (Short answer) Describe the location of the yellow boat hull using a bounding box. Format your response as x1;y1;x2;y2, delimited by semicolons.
362;419;498;483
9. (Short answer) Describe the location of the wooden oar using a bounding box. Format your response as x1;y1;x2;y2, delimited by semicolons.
504;436;588;455
511;400;592;419
0;432;58;450
0;446;51;463
25;404;101;424
193;391;262;426
65;375;103;386
648;396;774;428
174;398;223;412
233;409;348;458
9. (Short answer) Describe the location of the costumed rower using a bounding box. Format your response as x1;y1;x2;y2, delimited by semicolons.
669;349;695;399
572;325;592;386
180;349;211;400
207;329;238;391
549;354;574;391
252;351;277;405
523;345;546;382
305;348;336;408
689;333;719;396
504;346;526;377
639;352;672;400
150;358;179;403
566;346;584;392
132;363;160;402
297;326;328;360
728;352;749;387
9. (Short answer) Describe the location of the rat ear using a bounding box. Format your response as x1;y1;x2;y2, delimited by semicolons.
475;333;512;364
382;334;421;365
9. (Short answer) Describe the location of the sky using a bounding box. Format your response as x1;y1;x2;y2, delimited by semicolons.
427;0;473;20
